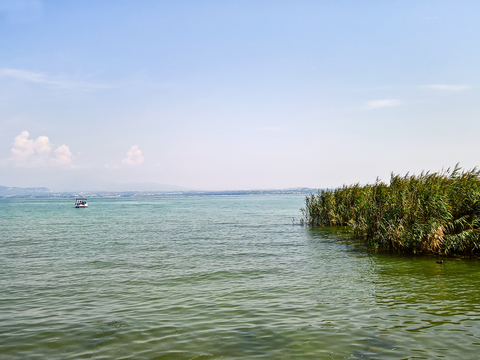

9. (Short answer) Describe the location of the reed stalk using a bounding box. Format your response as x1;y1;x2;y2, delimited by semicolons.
302;165;480;254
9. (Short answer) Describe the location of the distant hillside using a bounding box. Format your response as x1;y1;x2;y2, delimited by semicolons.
0;186;52;197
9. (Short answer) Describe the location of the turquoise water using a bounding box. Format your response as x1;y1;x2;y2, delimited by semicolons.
1;195;480;359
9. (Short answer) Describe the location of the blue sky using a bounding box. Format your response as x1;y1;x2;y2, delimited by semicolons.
1;0;479;191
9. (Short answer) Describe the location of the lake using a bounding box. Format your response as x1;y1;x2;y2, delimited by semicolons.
1;195;480;359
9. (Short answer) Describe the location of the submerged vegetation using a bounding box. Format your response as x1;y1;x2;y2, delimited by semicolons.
301;166;480;254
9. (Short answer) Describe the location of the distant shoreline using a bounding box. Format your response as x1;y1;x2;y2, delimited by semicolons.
0;187;320;199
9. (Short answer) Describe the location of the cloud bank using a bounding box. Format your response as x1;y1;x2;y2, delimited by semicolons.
122;145;144;165
10;131;73;166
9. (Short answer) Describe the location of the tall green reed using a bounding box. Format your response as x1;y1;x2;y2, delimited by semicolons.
302;166;480;254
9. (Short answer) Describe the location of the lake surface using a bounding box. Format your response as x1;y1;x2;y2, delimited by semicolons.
1;195;480;359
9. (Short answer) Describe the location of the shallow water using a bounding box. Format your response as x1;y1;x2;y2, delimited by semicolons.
1;195;479;359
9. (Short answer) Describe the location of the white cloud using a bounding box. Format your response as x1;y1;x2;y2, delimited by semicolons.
11;131;53;158
53;145;73;165
421;84;472;91
11;130;35;157
122;145;144;165
9;131;72;166
34;135;52;155
366;99;401;109
0;67;110;91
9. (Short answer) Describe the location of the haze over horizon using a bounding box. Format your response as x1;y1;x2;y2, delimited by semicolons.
1;1;479;191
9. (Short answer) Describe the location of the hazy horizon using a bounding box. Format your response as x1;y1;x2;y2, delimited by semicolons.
1;1;479;191
0;182;320;194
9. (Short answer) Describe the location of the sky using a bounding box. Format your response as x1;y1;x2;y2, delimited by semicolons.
1;0;479;191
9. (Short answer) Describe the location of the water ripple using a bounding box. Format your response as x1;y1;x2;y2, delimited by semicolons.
1;196;480;359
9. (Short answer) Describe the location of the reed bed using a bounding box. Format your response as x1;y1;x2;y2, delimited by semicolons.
301;166;480;254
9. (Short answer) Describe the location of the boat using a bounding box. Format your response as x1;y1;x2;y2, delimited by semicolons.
75;198;88;208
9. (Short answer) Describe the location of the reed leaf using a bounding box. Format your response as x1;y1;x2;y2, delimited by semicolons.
301;166;480;254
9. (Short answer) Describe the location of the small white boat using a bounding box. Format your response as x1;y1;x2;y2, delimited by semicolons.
75;198;88;208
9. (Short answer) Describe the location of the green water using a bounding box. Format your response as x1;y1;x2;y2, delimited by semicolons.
1;195;479;359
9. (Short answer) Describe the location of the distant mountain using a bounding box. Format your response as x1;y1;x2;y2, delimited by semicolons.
0;186;52;196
